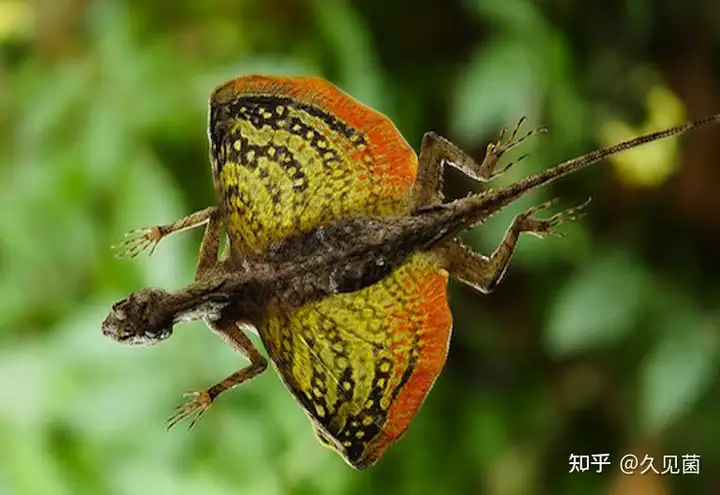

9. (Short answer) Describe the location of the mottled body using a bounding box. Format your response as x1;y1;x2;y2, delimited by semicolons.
105;75;720;469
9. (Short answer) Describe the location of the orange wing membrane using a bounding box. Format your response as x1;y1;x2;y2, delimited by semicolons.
259;252;453;469
209;75;419;257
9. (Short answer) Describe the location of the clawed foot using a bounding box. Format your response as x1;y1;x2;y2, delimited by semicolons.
111;226;165;259
166;390;214;431
515;198;591;239
479;116;547;180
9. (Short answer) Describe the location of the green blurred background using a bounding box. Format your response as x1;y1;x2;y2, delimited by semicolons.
1;0;720;494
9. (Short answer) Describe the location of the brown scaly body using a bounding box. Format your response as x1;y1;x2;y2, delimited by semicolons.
104;75;720;469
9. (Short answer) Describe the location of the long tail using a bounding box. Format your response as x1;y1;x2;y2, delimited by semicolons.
448;113;720;228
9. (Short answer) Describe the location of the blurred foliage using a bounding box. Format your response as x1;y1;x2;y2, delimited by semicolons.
1;0;720;494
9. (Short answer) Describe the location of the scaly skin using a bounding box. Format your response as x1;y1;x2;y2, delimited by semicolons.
104;75;720;469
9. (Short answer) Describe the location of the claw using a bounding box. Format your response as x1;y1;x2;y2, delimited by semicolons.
166;390;214;431
516;197;591;239
501;125;548;155
488;153;527;180
480;117;548;181
508;116;527;141
497;126;507;143
111;226;164;259
522;197;561;217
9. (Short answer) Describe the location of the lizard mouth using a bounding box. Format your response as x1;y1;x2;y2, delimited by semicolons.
117;328;173;346
102;315;173;346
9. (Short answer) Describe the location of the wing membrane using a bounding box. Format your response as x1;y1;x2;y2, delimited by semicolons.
259;252;452;469
209;75;418;256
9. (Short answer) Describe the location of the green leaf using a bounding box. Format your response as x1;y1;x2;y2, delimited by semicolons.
640;313;717;434
545;249;647;356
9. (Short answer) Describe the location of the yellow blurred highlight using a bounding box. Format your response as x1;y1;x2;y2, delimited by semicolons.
608;443;667;495
600;85;687;188
0;0;33;41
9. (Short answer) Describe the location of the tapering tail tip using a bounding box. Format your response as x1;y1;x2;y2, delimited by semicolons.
464;112;720;222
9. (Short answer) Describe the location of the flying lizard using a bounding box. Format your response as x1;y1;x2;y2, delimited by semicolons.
101;75;720;469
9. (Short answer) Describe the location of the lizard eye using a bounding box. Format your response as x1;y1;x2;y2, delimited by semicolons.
110;298;130;319
111;306;127;321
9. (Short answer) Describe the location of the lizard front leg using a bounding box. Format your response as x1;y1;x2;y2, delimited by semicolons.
441;198;590;294
166;317;268;430
164;207;264;429
112;206;219;259
193;207;225;279
413;117;546;208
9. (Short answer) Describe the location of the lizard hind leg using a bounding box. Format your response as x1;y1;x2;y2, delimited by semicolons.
438;240;506;295
412;118;546;209
439;198;590;294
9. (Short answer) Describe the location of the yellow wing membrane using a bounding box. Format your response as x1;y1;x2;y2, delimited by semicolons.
259;252;453;469
209;75;419;257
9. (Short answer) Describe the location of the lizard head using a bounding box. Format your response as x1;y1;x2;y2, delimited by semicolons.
102;288;174;346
